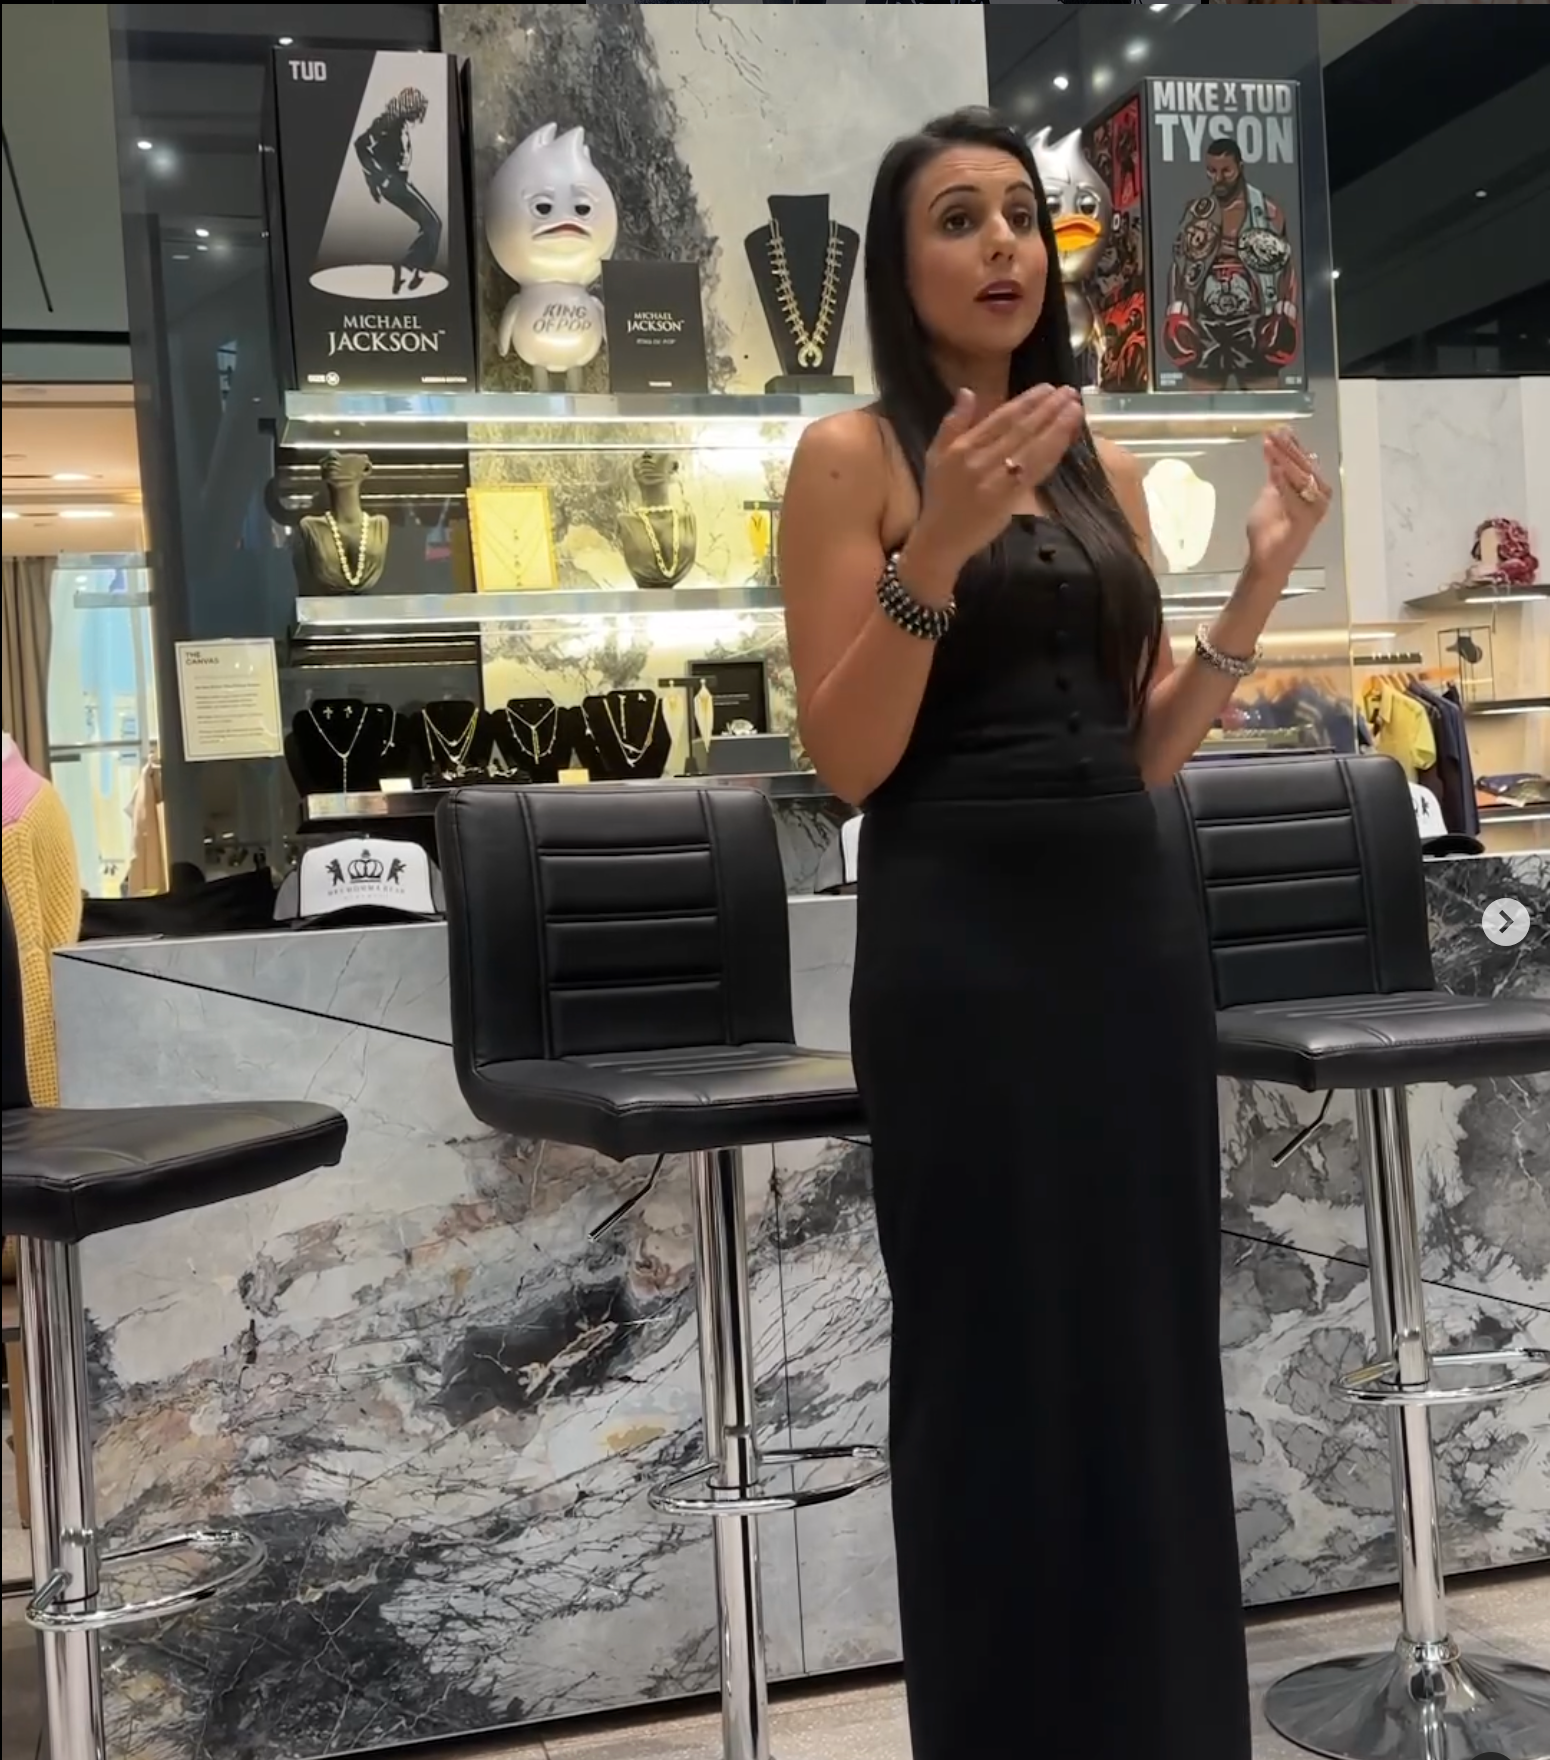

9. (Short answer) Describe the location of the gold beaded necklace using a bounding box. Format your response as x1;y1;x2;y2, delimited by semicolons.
767;217;843;369
323;511;371;589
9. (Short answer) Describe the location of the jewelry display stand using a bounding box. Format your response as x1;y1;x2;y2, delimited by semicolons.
575;689;672;781
293;452;390;593
286;700;401;795
408;700;497;787
744;195;858;393
494;697;571;785
618;453;697;589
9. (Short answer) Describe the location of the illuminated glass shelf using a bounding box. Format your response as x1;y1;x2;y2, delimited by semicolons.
303;771;836;821
295;586;784;627
297;567;1327;630
278;387;1315;450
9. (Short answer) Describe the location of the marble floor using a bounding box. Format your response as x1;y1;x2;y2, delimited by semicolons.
2;1564;1546;1760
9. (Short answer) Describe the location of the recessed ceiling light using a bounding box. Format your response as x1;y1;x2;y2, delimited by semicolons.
195;226;210;239
1125;38;1149;63
1052;74;1070;92
1475;189;1488;199
136;139;153;152
52;472;91;483
60;509;113;521
277;36;294;47
1331;268;1342;281
1;510;18;522
1150;3;1169;10
172;252;190;260
196;244;209;253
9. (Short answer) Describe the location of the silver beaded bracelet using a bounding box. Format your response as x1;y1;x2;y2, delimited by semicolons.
1194;621;1260;680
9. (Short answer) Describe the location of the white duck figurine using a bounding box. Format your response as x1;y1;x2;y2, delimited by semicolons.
485;123;619;383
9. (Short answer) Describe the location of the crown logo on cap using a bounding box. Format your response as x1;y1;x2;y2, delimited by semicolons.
347;849;384;883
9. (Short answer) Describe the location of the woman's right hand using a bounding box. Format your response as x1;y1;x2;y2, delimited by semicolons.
912;384;1086;570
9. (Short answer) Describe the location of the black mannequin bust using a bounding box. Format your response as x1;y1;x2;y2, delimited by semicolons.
294;452;390;594
286;699;400;795
744;194;859;390
575;689;672;781
618;453;697;590
493;697;570;785
406;699;497;787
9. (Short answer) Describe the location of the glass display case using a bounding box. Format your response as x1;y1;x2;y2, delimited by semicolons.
271;385;1348;851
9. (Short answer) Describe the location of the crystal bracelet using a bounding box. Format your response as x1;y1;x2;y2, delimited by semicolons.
1194;622;1260;680
877;551;956;641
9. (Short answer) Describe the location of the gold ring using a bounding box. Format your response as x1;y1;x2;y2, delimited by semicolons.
1004;456;1023;479
1298;474;1319;505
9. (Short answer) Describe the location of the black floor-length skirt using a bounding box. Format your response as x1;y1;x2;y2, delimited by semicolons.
852;783;1252;1760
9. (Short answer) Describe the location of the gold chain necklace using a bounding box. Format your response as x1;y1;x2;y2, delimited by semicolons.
504;701;559;764
767;217;842;369
633;504;682;579
308;703;368;791
591;692;662;768
323;510;371;589
422;705;480;777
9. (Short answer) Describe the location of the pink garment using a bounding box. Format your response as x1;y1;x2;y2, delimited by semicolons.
2;733;46;828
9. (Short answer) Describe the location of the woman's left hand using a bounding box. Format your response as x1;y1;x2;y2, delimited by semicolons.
1245;427;1332;584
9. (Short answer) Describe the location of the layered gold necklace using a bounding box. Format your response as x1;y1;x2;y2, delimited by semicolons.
588;691;662;769
422;705;480;776
767;217;843;369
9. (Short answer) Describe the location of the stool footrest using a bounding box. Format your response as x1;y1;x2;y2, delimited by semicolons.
650;1444;889;1517
26;1526;266;1632
1339;1345;1550;1407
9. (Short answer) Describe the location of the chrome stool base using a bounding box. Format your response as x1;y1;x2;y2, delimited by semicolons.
664;1146;888;1760
1265;1642;1550;1760
28;1526;267;1632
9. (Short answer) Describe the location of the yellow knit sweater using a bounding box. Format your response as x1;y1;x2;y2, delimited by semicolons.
2;782;82;1106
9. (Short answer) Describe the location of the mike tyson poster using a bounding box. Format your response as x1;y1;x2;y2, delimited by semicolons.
1145;77;1304;392
266;49;478;392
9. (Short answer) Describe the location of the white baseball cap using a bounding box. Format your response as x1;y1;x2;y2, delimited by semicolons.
274;837;442;926
1408;783;1483;859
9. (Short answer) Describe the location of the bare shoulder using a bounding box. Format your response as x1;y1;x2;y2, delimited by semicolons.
790;407;890;492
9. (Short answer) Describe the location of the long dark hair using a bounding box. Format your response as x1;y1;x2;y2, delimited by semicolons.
865;107;1161;707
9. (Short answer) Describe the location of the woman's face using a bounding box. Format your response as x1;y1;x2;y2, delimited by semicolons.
904;144;1049;359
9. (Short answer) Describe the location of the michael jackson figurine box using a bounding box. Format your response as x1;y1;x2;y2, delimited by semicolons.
265;49;477;392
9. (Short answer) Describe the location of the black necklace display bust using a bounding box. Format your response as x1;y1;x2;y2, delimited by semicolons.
575;689;672;781
408;700;498;787
744;193;859;392
293;451;390;594
494;697;571;785
618;453;696;589
287;700;401;795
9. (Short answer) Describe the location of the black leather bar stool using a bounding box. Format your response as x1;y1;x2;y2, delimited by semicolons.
435;783;886;1760
1160;753;1550;1760
0;892;349;1760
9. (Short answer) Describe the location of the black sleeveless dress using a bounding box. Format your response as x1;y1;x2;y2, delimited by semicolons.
852;517;1252;1759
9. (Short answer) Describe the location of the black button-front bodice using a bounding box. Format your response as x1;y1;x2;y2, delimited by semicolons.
867;516;1140;809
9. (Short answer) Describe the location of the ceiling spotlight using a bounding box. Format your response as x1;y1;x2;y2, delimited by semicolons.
1150;3;1169;10
52;472;90;483
1125;38;1149;63
196;244;209;253
195;226;210;238
277;36;294;47
1331;268;1342;281
136;139;153;152
60;509;113;521
1474;188;1488;199
1052;74;1070;92
1;510;18;522
172;252;190;261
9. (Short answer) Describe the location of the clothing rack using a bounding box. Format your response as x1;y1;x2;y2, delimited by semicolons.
1353;651;1424;666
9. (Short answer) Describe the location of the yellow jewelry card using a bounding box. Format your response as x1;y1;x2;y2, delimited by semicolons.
467;484;560;591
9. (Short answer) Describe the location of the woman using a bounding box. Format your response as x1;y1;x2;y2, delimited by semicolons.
779;109;1329;1759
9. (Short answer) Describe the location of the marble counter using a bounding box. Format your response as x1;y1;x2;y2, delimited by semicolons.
51;852;1548;1760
